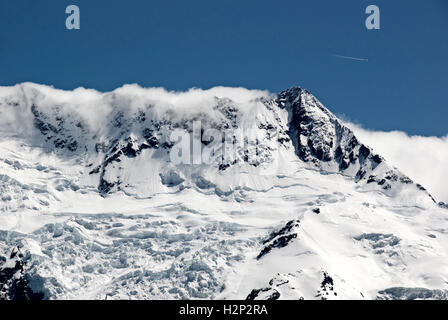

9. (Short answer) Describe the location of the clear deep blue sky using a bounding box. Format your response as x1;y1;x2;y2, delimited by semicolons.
0;0;447;136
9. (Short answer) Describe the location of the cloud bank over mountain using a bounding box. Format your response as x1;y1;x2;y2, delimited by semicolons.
346;122;448;203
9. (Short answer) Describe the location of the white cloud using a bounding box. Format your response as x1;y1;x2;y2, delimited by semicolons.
0;83;272;140
345;122;448;204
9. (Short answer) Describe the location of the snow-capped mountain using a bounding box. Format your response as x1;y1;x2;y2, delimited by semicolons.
0;83;447;300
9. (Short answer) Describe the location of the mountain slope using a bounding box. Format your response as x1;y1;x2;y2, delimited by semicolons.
0;83;447;300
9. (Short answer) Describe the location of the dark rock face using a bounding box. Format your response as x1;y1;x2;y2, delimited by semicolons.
246;287;281;300
97;135;159;195
276;88;384;180
257;220;300;259
246;274;295;300
214;98;240;130
367;171;414;191
377;287;448;300
0;247;44;301
275;87;439;204
31;104;86;153
92;96;291;193
316;272;337;299
439;202;448;209
354;233;400;248
257;234;297;260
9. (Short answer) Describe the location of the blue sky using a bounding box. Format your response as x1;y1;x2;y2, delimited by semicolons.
0;0;447;136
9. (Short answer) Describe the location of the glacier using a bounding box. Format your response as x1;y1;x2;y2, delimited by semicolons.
0;83;447;300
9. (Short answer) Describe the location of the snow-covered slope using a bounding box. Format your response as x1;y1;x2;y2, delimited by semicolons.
0;83;447;300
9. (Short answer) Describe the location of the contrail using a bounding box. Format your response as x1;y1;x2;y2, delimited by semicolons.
331;54;369;62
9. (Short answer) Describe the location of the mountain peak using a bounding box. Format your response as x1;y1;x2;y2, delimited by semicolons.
0;83;438;205
276;86;437;204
